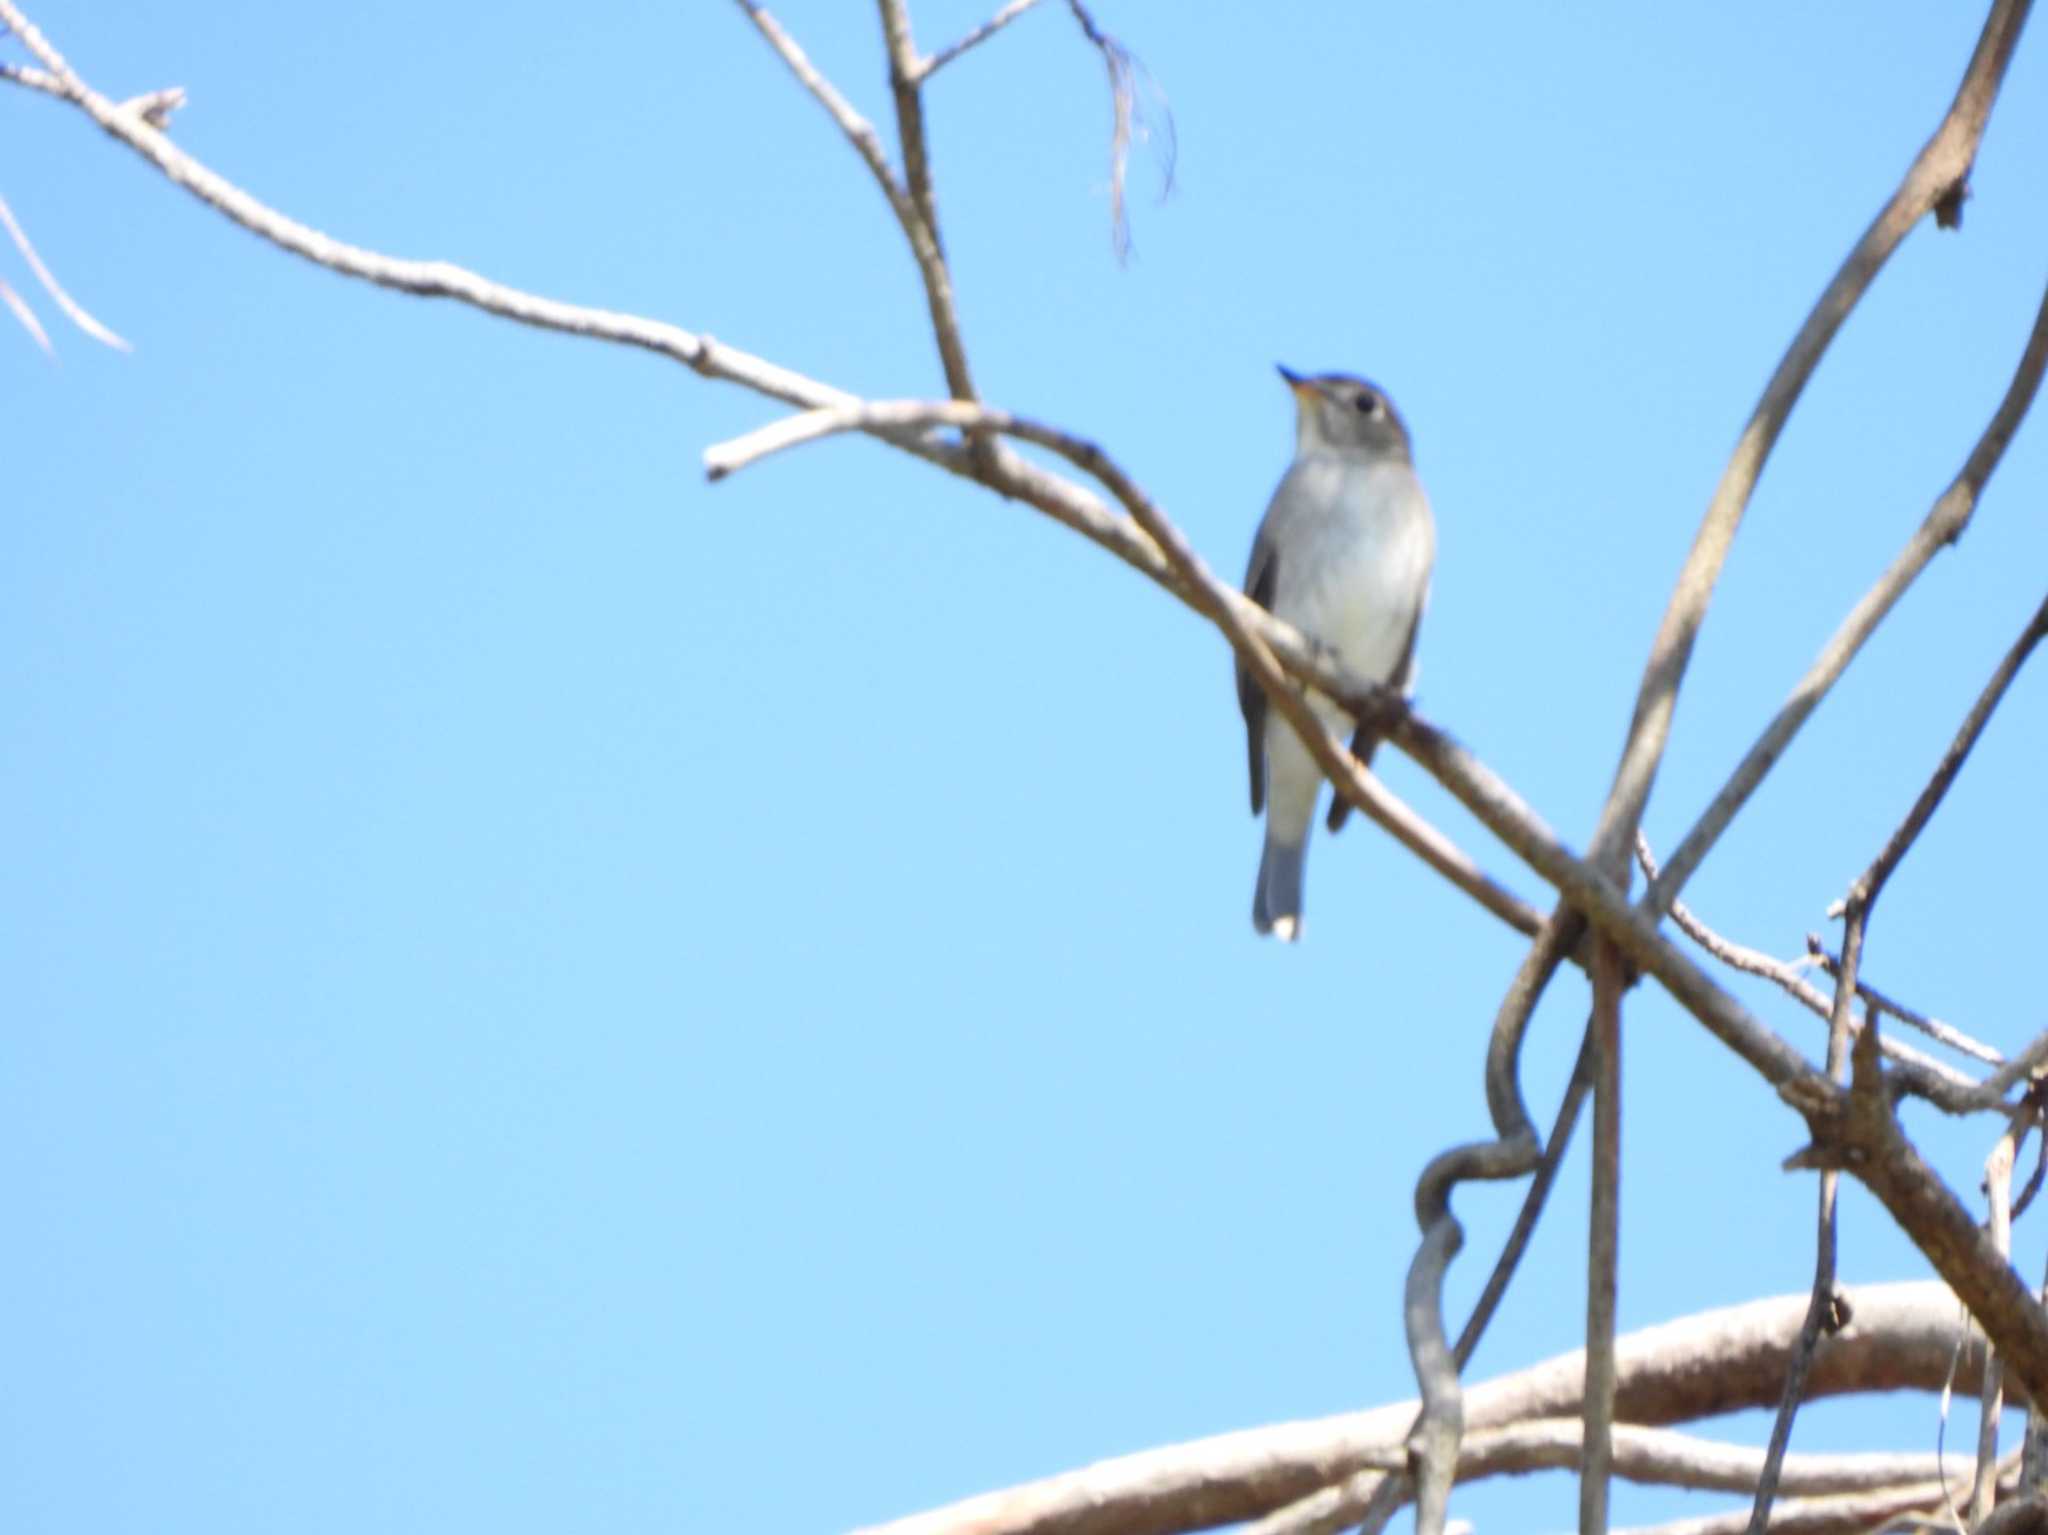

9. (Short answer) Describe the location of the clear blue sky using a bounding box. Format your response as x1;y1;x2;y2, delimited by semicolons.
7;4;2048;1532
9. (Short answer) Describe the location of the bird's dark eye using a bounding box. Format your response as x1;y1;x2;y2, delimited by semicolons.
1354;393;1381;416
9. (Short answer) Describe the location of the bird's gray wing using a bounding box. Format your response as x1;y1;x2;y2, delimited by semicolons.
1326;604;1422;833
1238;529;1279;815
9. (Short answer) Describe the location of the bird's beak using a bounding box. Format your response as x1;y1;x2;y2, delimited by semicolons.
1276;364;1315;400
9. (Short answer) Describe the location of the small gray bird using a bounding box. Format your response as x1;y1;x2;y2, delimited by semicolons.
1238;367;1435;941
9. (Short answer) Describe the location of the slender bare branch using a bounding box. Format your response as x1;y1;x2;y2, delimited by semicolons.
1804;936;2004;1066
1589;0;2031;884
2015;1107;2048;1225
873;0;980;401
917;0;1047;79
1651;261;2048;909
0;272;50;351
1584;946;1624;1535
1747;979;1861;1534
1634;837;1983;1099
0;190;129;349
730;4;917;228
0;61;64;97
1318;1028;1596;1535
1787;592;2048;1394
1976;1121;2022;1522
1976;1033;2048;1108
1859;590;2048;917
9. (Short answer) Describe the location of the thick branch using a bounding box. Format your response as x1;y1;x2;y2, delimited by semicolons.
853;1283;2008;1535
1796;1023;2048;1404
1618;1480;1976;1535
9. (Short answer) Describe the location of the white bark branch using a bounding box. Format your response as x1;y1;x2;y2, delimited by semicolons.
852;1282;2003;1535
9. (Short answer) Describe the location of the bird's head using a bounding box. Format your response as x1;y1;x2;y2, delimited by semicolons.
1277;366;1413;463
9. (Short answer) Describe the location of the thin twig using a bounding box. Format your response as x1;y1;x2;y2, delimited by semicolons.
1632;837;1981;1098
0;190;129;349
1804;936;2004;1065
1651;258;2048;909
0;272;50;351
2013;1102;2048;1224
1747;992;1863;1533
873;0;979;401
1583;944;1624;1535
1857;590;2048;916
916;0;1046;80
1974;1119;2021;1523
730;3;916;232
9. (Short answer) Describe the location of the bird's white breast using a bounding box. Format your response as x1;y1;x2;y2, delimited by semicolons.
1267;455;1435;717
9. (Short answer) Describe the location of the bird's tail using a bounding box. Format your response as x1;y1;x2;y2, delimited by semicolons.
1252;834;1309;942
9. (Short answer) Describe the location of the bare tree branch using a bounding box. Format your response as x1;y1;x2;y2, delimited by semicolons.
1634;836;1982;1098
1275;1416;1972;1520
0;272;50;351
1584;946;1625;1535
1747;990;1860;1534
0;189;129;350
1804;935;2005;1067
1394;6;2036;1511
1856;591;2048;921
1649;259;2048;910
1297;1028;1595;1535
872;0;980;401
731;4;917;224
1618;1479;1977;1535
917;0;1048;80
1793;1019;2048;1408
1976;1120;2022;1523
853;1283;2001;1535
1589;0;2031;884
